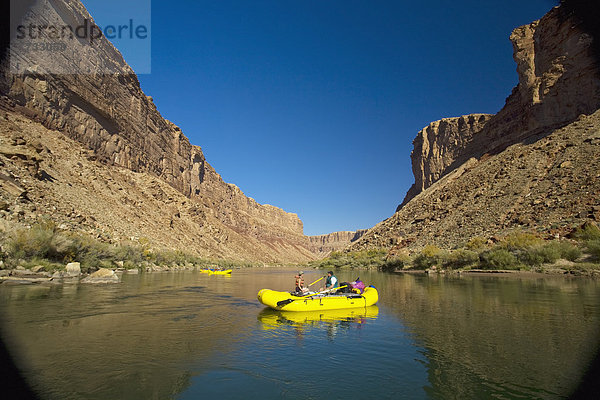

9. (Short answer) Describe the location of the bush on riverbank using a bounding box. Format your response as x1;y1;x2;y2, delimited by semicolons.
0;221;249;271
586;240;600;261
412;245;449;270
447;249;480;268
479;249;519;270
571;222;600;241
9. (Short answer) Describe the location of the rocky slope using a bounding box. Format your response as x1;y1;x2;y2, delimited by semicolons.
0;0;315;263
0;110;316;263
400;5;600;207
350;110;600;252
308;230;367;256
351;5;600;253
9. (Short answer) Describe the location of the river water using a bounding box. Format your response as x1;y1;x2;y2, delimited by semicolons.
0;268;599;399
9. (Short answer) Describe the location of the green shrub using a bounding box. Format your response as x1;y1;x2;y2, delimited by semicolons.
465;236;489;251
445;249;479;268
381;254;411;272
548;241;582;262
493;239;582;267
586;239;600;261
7;221;66;261
517;246;557;267
3;222;217;270
572;223;600;242
499;232;543;251
518;241;581;266
21;258;63;272
516;249;544;267
479;249;519;270
412;245;449;270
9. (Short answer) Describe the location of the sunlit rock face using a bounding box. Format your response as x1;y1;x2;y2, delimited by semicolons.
0;0;313;262
352;5;600;252
308;230;368;257
400;6;600;208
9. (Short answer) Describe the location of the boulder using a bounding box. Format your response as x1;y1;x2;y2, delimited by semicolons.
81;268;120;284
65;262;81;276
51;271;65;279
11;268;36;276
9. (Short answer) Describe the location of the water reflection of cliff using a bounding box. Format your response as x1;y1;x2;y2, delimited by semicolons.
378;273;600;398
0;273;248;400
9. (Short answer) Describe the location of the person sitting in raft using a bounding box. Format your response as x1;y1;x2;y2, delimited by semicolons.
295;271;308;294
351;278;365;294
323;271;338;292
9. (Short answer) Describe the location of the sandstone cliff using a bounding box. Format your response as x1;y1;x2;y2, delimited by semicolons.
401;6;600;207
350;110;600;252
352;5;600;253
0;105;316;264
0;0;313;262
308;230;367;256
400;114;492;209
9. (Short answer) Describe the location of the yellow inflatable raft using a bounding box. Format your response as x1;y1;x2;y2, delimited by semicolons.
257;286;378;311
208;269;232;275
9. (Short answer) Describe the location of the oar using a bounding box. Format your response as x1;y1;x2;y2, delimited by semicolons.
307;276;325;287
277;285;347;308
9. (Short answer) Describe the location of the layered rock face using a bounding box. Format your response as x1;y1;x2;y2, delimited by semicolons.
0;0;311;262
401;6;600;207
400;114;492;209
350;109;600;253
352;5;600;253
308;230;367;256
0;110;316;263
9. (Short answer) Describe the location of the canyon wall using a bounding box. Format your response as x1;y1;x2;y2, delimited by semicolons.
351;5;600;253
400;6;600;207
308;230;367;256
0;0;311;262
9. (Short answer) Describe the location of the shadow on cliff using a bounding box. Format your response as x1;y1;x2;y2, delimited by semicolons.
560;0;600;67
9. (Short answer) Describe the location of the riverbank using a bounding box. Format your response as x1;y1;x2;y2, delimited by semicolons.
0;220;260;284
308;223;600;278
393;264;600;278
0;261;218;285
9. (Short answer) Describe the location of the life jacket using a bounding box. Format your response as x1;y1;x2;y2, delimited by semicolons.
351;280;365;294
326;275;338;288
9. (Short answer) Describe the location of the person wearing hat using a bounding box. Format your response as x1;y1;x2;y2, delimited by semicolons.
295;271;308;294
324;271;338;291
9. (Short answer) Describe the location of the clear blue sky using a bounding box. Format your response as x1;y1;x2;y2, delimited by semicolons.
90;0;556;236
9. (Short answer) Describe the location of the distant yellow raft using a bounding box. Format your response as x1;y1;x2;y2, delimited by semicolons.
208;269;232;275
257;286;378;311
